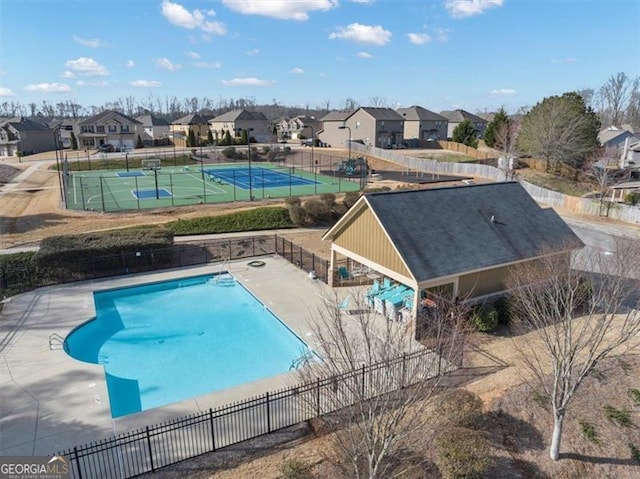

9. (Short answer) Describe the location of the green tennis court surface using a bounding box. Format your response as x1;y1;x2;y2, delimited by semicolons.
66;162;361;212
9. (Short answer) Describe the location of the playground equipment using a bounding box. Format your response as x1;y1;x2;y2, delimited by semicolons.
335;156;369;177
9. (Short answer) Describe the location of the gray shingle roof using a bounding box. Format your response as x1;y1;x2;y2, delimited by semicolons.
320;110;354;122
439;109;487;124
359;107;404;121
3;117;50;132
172;113;210;125
397;106;447;122
79;110;142;125
365;182;582;283
211;109;269;122
136;115;170;127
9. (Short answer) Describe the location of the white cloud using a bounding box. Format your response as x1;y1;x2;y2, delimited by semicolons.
0;87;15;96
357;51;373;58
407;33;431;44
221;77;274;87
246;48;260;56
489;88;516;95
193;61;222;69
161;0;226;35
188;51;201;59
445;0;503;19
72;35;102;48
155;58;181;71
61;71;76;79
65;57;108;76
131;80;162;88
222;0;337;21
76;80;109;87
290;67;304;74
329;23;392;46
435;28;449;42
24;83;71;93
125;60;135;68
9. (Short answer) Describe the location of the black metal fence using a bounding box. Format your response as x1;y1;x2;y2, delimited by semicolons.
274;234;329;283
58;347;443;479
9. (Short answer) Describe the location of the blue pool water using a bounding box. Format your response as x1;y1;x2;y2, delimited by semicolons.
65;274;310;418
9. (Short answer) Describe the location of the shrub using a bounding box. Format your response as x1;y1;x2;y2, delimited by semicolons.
493;296;512;325
166;207;293;235
624;192;639;205
332;203;348;217
0;252;38;297
279;458;315;479
531;391;550;410
472;304;498;332
288;205;306;226
604;405;633;427
435;427;491;479
221;147;237;159
630;443;640;464
285;196;302;208
319;193;336;210
438;389;484;429
303;198;331;225
342;191;360;209
629;388;640;405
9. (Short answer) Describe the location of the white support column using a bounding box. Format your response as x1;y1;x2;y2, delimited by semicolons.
328;247;337;287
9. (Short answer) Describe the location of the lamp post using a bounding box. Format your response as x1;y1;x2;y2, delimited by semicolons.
52;125;64;202
237;127;254;200
338;125;351;162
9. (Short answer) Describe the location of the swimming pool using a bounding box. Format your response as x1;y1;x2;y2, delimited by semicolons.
65;273;310;418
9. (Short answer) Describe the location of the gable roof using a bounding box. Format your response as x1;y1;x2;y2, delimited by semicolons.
79;110;141;125
172;113;211;125
439;109;487;124
211;109;269;122
320;110;354;122
598;127;636;145
136;115;170;127
397;106;447;122
324;182;582;283
358;107;404;121
1;117;51;132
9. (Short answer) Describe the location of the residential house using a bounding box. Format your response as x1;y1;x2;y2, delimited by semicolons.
396;106;448;142
439;109;488;139
598;126;639;150
319;107;405;149
277;115;322;141
322;182;582;336
209;109;272;143
48;118;79;149
77;110;142;150
136;115;171;141
0;117;55;157
171;113;212;147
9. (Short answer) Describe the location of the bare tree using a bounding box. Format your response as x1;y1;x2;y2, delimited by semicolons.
507;239;640;461
624;77;640;128
495;118;520;180
297;292;466;478
369;96;388;107
598;72;633;126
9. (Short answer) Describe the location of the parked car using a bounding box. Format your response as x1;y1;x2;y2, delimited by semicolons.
97;144;114;152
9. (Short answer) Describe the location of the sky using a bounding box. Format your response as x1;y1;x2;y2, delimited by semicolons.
1;0;639;114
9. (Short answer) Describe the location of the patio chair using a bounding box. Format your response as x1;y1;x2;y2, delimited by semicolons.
338;266;350;283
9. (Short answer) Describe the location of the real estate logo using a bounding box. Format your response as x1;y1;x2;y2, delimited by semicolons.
0;456;70;479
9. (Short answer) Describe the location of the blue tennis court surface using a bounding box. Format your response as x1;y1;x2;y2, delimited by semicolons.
117;171;145;178
133;188;172;199
204;166;318;190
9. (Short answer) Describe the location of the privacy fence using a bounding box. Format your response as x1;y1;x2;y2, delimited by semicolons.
351;143;640;224
0;234;328;297
57;347;446;479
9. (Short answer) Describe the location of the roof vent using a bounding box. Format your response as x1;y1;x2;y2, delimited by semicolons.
490;215;495;223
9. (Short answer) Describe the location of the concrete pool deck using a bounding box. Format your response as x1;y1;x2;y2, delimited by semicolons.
1;256;375;456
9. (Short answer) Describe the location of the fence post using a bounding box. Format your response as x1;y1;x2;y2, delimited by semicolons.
266;392;271;433
274;234;278;254
361;364;366;398
146;426;155;472
73;446;83;479
252;236;255;256
209;408;217;452
299;248;303;267
401;353;406;389
312;253;315;272
316;378;321;417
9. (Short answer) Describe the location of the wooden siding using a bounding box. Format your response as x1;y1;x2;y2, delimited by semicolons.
333;207;411;278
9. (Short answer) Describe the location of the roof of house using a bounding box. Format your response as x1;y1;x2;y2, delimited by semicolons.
210;109;269;122
136;115;170;127
396;106;447;122
78;110;141;125
320;110;354;122
598;127;637;146
1;117;51;132
172;113;214;125
439;109;488;124
358;107;405;121
325;182;582;283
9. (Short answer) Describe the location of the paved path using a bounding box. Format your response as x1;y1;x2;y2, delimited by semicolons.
0;162;47;197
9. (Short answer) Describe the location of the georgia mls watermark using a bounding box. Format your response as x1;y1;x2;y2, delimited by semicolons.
0;456;70;479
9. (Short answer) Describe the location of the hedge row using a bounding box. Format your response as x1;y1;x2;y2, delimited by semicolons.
52;155;193;172
0;252;38;298
165;207;293;235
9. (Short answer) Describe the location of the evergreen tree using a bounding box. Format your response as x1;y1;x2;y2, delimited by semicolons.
224;130;232;146
136;134;143;149
207;129;214;145
452;119;479;148
484;108;509;148
70;131;78;150
187;129;196;148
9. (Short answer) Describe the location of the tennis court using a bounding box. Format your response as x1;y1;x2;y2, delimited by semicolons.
65;162;361;212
